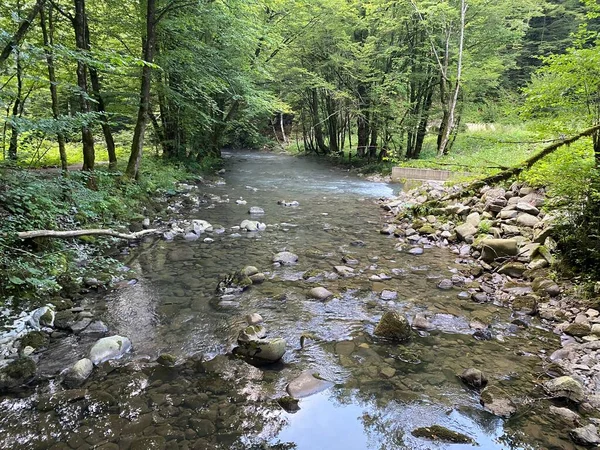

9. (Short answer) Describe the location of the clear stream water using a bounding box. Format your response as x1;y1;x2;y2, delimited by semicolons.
0;151;582;449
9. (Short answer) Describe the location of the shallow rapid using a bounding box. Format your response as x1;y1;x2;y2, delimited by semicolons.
0;151;577;449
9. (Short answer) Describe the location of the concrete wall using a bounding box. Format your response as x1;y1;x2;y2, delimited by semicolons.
391;167;471;182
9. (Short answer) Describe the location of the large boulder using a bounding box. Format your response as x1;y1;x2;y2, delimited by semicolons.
480;239;518;263
374;311;412;342
570;425;600;446
89;335;132;365
543;376;585;403
286;370;333;398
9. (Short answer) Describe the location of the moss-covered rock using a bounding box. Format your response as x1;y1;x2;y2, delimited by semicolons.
374;311;412;342
277;396;300;413
156;354;177;367
412;425;473;444
0;357;36;392
303;268;323;280
19;331;48;351
511;295;538;315
564;322;591;338
49;298;74;311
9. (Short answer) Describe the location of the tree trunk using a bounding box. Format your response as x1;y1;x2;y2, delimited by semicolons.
85;17;116;170
310;89;327;154
125;0;156;179
0;0;46;66
437;0;467;156
325;95;338;153
73;0;95;174
368;119;378;160
7;48;22;160
40;5;67;172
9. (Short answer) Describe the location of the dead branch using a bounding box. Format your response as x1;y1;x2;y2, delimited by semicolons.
17;228;160;240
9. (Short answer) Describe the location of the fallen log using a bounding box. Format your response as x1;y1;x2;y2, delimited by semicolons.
17;228;160;240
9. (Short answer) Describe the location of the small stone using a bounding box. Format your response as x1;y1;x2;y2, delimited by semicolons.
412;314;433;330
480;385;517;417
437;279;453;290
63;358;94;388
408;247;424;256
516;213;540;227
273;251;298;266
309;287;334;300
246;313;263;325
249;206;265;215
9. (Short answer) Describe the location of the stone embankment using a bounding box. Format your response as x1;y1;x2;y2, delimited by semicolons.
380;180;600;445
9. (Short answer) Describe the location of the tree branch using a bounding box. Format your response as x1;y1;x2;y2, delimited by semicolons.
17;228;160;240
0;0;48;66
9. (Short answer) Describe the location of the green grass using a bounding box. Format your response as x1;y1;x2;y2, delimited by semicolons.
0;132;145;168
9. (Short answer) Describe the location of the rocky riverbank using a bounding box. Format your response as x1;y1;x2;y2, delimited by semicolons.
380;179;600;445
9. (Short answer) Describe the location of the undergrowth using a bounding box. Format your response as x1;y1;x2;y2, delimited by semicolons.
0;155;199;306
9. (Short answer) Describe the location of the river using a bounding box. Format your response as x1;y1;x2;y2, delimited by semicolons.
0;150;577;449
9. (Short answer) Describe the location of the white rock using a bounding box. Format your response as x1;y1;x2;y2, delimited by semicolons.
89;335;132;365
286;370;333;398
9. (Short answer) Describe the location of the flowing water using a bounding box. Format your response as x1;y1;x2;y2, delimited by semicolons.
0;151;582;449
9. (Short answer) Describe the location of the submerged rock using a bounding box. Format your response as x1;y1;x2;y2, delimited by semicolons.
249;206;265;215
374;311;412;342
240;220;266;231
277;396;300;413
216;270;253;294
273;251;299;266
459;368;488;389
89;335;132;365
412;425;473;444
286;370;333;398
480;385;516;417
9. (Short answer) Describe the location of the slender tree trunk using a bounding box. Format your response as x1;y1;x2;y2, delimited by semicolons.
438;0;467;156
7;47;22;160
40;5;67;172
125;0;156;179
73;0;95;174
0;0;46;66
310;89;327;154
85;18;116;170
368;119;378;160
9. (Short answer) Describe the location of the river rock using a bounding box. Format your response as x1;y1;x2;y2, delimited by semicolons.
216;271;253;294
309;287;333;300
412;425;473;444
460;368;488;389
543;376;585;403
246;313;264;325
455;223;478;242
516;213;540;227
273;251;298;266
381;290;398;300
238;325;267;343
240;220;266;231
480;385;516;417
480;239;518;262
437;279;453;290
565;323;591;337
64;358;94;388
0;357;36;392
498;262;527;278
516;202;540;215
549;406;580;424
249;273;266;284
234;338;286;363
278;200;300;207
374;311;411;342
570;424;600;446
130;436;166;450
286;370;333;398
89;335;132;365
249;206;265;215
192;220;213;233
241;266;259;276
412;314;433;330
